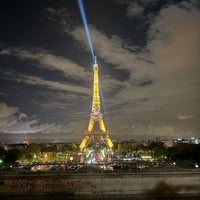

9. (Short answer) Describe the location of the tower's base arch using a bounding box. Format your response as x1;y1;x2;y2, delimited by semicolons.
80;140;112;164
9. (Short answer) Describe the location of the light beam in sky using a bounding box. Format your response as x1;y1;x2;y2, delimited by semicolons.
77;0;95;63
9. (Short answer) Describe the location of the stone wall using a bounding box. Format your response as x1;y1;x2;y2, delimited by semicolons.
0;172;200;198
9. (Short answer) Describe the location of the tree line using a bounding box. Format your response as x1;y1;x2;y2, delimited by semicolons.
0;142;200;164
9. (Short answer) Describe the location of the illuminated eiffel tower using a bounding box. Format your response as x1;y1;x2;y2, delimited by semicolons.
80;57;113;152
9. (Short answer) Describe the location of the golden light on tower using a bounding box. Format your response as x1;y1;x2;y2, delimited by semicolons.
80;57;113;152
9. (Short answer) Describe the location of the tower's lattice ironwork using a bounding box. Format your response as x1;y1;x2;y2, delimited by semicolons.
80;58;113;151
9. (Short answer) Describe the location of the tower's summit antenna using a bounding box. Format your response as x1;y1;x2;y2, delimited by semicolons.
94;55;97;65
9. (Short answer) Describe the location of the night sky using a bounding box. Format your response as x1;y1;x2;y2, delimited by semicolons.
0;0;199;143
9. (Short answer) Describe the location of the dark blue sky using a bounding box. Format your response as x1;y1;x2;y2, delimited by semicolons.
0;0;199;143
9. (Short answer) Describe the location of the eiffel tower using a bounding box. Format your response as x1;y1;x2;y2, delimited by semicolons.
80;57;113;152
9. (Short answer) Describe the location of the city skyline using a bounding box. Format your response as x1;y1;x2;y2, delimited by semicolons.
0;0;200;143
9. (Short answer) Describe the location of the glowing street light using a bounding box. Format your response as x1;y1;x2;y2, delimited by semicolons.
70;157;73;162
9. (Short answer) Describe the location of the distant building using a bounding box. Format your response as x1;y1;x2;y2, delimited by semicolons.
175;138;189;144
164;139;174;148
23;138;29;145
190;137;200;144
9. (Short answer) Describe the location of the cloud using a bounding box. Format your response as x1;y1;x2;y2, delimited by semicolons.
0;44;94;96
21;74;90;94
68;27;135;68
148;3;200;70
126;2;144;18
66;25;152;87
99;2;199;138
63;2;200;120
0;102;18;119
0;102;73;134
177;115;193;120
0;102;33;133
140;0;161;5
0;48;90;80
108;122;177;140
145;3;200;100
0;68;90;94
46;7;75;28
131;124;176;138
1;1;199;139
19;113;29;120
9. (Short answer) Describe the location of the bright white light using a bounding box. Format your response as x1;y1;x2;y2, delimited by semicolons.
70;157;73;161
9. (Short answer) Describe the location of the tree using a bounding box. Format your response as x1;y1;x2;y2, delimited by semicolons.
152;146;167;159
5;148;21;163
27;143;41;154
167;143;200;162
0;147;6;162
